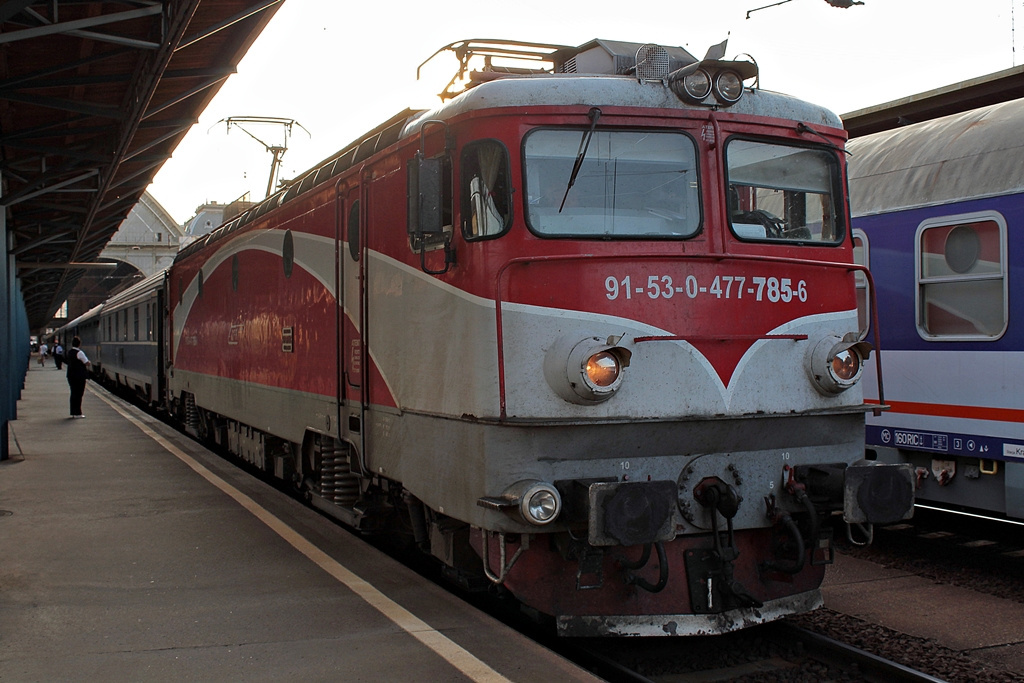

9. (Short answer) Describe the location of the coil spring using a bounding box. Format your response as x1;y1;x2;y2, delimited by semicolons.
319;439;359;506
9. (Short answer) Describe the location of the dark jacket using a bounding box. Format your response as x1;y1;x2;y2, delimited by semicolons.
66;348;88;381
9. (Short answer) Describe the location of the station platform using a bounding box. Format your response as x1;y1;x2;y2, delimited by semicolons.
822;543;1024;673
1;363;599;682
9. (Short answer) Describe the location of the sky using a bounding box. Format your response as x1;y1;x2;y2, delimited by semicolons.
147;0;1024;223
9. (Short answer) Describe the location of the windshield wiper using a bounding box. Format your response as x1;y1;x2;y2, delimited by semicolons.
558;107;602;212
796;122;850;156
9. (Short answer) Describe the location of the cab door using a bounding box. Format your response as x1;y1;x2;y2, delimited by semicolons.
339;187;364;414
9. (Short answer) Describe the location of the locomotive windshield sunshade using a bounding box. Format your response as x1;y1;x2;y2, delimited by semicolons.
59;37;914;638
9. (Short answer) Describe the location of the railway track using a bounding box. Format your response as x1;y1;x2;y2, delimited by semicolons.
849;509;1024;605
550;621;947;682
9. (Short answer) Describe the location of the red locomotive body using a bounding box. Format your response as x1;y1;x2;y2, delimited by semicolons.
164;39;913;635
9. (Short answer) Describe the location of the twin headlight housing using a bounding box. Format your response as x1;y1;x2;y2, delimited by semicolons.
668;58;758;107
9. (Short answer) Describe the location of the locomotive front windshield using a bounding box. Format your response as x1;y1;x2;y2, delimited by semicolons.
725;139;843;244
524;130;700;238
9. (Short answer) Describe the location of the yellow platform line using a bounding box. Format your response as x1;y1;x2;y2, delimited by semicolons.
90;386;511;683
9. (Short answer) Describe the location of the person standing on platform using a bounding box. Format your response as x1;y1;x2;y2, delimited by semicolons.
53;341;64;370
38;341;48;367
65;336;91;418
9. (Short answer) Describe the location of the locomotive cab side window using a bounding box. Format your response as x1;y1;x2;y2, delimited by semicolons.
461;140;511;239
726;139;843;244
916;212;1007;340
852;229;870;338
347;201;360;261
523;129;700;239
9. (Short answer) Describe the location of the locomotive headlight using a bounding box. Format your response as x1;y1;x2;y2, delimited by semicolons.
585;351;621;389
478;480;563;526
808;335;872;395
830;348;861;382
522;483;561;525
681;69;713;102
544;336;632;404
713;70;744;104
668;59;757;107
668;66;713;103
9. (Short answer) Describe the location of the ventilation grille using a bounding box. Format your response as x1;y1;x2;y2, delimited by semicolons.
635;44;670;80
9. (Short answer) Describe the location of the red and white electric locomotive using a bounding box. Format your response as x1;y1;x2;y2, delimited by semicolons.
166;39;913;636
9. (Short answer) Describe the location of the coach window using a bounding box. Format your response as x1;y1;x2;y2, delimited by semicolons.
917;213;1007;340
461;140;510;239
524;129;700;238
726;139;843;244
134;306;140;341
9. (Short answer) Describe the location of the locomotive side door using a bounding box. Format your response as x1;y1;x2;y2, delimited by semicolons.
339;185;365;426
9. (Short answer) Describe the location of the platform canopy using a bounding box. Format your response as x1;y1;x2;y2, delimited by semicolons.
2;0;283;329
843;64;1024;139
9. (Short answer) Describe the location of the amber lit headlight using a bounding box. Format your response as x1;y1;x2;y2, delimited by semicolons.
808;335;871;394
544;335;632;404
829;348;861;383
584;351;621;390
713;70;744;104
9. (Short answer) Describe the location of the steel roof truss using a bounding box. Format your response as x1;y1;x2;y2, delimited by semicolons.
143;72;232;120
0;47;132;91
0;4;164;46
2;167;100;207
176;0;282;52
0;140;111;164
0;90;125;119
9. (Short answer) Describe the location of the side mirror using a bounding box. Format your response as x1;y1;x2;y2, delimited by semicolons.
407;153;445;236
407;120;456;275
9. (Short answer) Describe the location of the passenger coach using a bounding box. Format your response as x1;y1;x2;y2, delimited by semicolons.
849;96;1024;522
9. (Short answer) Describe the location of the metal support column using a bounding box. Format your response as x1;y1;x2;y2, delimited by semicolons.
2;207;11;461
2;202;30;462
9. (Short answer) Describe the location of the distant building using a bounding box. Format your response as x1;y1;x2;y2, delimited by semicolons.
54;192;183;325
52;193;256;329
100;192;184;275
181;195;256;248
182;201;226;247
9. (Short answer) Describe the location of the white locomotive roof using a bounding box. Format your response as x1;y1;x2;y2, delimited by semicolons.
404;75;842;136
847;96;1024;217
188;73;842;262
